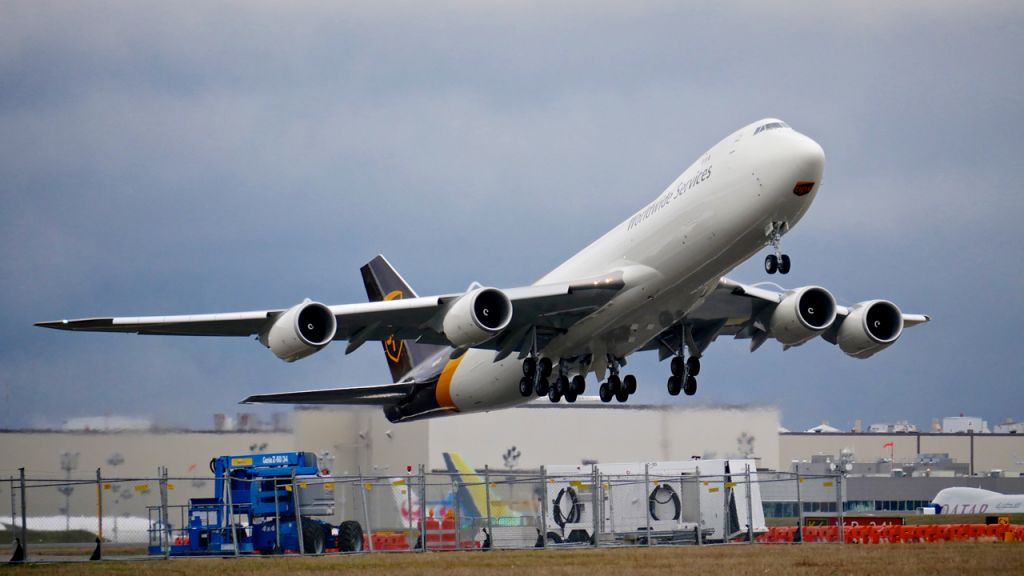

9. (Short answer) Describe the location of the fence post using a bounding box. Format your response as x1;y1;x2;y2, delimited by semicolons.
745;464;753;544
359;470;373;552
590;468;599;548
483;466;493;549
18;468;26;560
694;466;703;546
418;464;427;553
539;466;548;548
835;472;844;544
291;469;304;555
795;470;803;544
160;467;171;559
96;468;103;546
10;476;16;546
273;477;281;553
644;464;651;547
452;476;461;550
723;470;730;542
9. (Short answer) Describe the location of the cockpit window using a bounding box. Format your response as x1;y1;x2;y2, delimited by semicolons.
754;121;789;135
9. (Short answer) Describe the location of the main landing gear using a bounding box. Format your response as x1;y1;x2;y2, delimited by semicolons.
598;356;637;404
666;354;699;397
764;221;791;275
520;357;587;403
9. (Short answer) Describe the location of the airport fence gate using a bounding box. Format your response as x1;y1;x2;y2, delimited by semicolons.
3;466;848;561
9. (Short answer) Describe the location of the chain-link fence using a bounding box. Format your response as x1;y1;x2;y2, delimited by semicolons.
3;464;848;562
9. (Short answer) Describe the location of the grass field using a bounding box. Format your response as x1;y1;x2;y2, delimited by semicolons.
5;542;1022;576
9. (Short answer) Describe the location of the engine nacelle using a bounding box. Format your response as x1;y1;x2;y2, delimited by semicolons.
769;286;837;346
260;300;337;362
838;300;904;359
442;287;512;348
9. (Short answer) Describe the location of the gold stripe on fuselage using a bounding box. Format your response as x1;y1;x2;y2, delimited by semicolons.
435;354;465;411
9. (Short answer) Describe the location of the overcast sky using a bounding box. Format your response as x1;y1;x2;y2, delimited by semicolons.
2;1;1022;432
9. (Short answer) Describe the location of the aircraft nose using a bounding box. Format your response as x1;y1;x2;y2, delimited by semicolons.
757;131;825;199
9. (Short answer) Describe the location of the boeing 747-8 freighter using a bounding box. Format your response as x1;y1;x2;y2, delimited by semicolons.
38;119;929;422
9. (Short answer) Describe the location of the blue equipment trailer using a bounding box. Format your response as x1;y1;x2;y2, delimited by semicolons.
150;451;363;555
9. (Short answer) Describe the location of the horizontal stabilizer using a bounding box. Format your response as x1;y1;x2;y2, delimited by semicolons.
242;382;421;406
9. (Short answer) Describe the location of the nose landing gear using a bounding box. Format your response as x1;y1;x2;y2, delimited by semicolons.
764;221;791;275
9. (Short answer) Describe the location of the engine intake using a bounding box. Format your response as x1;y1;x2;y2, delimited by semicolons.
442;287;512;348
260;300;337;362
769;286;837;346
838;300;904;359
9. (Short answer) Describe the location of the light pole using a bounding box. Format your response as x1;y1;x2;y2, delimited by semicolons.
57;452;80;531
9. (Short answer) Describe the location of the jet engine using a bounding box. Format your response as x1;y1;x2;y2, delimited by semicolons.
837;300;904;359
769;286;837;346
260;300;337;362
442;287;513;348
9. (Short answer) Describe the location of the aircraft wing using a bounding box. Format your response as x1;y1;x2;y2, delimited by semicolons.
641;277;930;358
35;272;625;356
242;382;422;405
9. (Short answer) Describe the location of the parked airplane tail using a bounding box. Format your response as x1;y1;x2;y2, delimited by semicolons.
360;255;446;383
443;452;519;520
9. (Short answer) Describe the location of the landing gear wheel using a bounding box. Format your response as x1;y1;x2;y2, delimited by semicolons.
623;374;637;395
565;390;578;403
615;387;629;402
764;254;778;274
667;376;682;396
519;377;533;397
779;254;791;274
671;356;684;377
538;357;553;378
683;375;697;396
523;357;536;377
548;382;562;403
608;375;622;394
535;377;550;397
570;375;586;395
599;382;612;403
686;356;701;377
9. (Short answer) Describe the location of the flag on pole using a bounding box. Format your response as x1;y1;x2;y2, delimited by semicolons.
883;441;894;448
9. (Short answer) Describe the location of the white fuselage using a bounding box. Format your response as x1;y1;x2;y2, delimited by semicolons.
932;487;1024;515
442;119;826;414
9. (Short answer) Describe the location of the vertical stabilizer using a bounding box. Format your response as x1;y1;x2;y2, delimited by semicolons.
443;452;518;520
360;255;445;383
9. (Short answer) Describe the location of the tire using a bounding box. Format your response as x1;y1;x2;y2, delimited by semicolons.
301;520;326;555
539;357;553;377
546;531;563;545
608;375;621;394
615;387;629;402
683;375;697;396
535;377;549;396
779;254;791;274
338;520;363;552
667;376;681;396
686;356;701;376
623;374;637;395
565;390;577;403
523;357;536;376
764;254;778;274
599;382;612;403
555;375;569;395
519;377;533;397
670;356;684;377
548;384;562;403
571;375;586;395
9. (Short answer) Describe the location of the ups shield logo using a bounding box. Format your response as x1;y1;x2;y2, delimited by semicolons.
383;290;404;363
